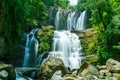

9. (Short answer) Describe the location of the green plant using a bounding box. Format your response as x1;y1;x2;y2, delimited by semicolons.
37;26;54;53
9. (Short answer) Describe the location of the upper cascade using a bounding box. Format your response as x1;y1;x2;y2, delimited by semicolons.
67;11;76;30
75;10;86;30
55;10;60;30
54;10;86;31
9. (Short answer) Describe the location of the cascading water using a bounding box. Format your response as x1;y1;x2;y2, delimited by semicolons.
67;11;76;30
49;31;82;70
55;10;60;30
23;28;39;67
49;10;86;70
75;10;86;30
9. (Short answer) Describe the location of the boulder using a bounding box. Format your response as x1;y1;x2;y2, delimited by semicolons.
37;57;67;79
51;70;62;80
77;61;99;76
62;74;80;80
106;58;120;73
0;70;8;79
15;67;38;79
0;62;16;80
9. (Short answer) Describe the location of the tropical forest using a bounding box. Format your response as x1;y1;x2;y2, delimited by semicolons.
0;0;120;80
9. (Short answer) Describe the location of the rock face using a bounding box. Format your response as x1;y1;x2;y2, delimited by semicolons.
106;58;120;73
0;62;16;80
37;57;67;79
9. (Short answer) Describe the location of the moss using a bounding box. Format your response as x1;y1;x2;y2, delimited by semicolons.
37;26;54;53
80;28;97;55
86;55;98;65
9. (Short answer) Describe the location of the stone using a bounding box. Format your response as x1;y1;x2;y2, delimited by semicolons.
106;58;120;73
77;61;99;76
99;69;109;76
85;75;98;80
37;57;67;79
0;62;16;80
15;67;38;79
62;74;80;80
51;70;62;80
97;65;107;70
0;70;8;79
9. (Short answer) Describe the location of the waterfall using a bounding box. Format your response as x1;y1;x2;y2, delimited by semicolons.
67;11;76;30
55;10;60;30
49;31;82;70
23;28;39;67
49;10;86;70
75;10;86;30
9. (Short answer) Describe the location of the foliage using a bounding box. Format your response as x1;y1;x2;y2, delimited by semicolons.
42;0;70;8
77;0;120;63
0;0;48;61
37;26;54;53
1;0;47;44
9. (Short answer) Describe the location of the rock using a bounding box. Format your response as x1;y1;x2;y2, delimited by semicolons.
112;73;120;79
0;62;16;80
0;70;8;79
62;74;80;80
37;57;67;79
85;75;98;80
106;58;120;73
97;65;107;70
51;70;62;80
77;61;99;76
15;67;38;79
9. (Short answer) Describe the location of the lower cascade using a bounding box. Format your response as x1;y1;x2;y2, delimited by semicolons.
49;30;83;70
23;28;39;67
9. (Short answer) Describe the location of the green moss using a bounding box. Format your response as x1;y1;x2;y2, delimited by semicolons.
86;55;98;65
37;26;54;53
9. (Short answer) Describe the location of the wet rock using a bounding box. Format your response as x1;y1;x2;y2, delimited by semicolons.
0;62;16;80
106;58;120;73
15;67;38;79
37;57;67;79
77;61;99;76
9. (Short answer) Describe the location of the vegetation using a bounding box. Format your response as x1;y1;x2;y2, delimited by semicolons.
37;26;54;53
0;0;120;65
77;0;120;64
0;0;47;62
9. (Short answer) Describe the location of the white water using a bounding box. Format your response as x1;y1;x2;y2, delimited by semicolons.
67;11;76;30
49;10;86;70
75;11;86;30
49;31;82;70
23;28;39;67
55;10;60;30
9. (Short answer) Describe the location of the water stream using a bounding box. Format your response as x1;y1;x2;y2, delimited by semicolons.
23;28;39;67
16;10;86;79
49;10;86;70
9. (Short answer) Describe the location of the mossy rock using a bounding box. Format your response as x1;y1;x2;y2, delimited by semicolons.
0;62;16;80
